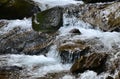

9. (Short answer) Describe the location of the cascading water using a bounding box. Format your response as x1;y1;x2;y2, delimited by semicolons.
0;0;120;79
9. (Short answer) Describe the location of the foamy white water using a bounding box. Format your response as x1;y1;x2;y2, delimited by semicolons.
0;0;120;79
0;13;119;78
0;45;71;78
33;0;83;10
59;14;120;49
0;18;32;34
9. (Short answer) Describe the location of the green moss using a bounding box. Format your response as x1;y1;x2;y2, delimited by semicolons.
0;0;8;4
0;0;39;19
32;7;63;33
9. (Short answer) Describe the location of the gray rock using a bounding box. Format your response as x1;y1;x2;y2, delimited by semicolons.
32;6;63;33
0;27;51;55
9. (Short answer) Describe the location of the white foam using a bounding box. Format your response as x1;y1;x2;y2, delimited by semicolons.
61;75;75;79
7;54;71;77
79;71;108;79
0;18;32;34
59;14;120;49
33;0;83;10
0;1;119;78
3;46;71;77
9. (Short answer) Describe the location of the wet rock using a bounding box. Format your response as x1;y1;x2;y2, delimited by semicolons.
69;28;81;35
64;2;120;32
106;76;114;79
32;6;63;33
83;0;116;3
36;71;70;79
115;71;120;79
107;58;120;74
0;66;22;79
0;0;40;19
0;27;51;55
79;2;120;32
70;53;108;74
0;66;22;71
0;20;8;28
59;46;90;63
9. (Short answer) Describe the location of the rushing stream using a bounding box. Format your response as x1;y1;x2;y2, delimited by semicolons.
0;0;120;79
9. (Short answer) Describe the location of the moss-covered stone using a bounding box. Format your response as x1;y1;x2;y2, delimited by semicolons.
0;0;8;4
32;6;63;33
0;0;40;19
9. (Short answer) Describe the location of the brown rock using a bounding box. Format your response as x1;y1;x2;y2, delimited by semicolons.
70;53;108;74
115;71;120;79
65;2;120;32
58;39;90;63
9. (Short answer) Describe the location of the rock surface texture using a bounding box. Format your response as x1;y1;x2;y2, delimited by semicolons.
32;7;63;33
0;0;40;19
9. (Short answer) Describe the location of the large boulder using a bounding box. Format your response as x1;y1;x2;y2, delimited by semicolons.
70;53;108;74
32;6;63;33
0;0;40;19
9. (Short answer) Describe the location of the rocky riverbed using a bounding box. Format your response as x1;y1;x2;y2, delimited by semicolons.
0;0;120;79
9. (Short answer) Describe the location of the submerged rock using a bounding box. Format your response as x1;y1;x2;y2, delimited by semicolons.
0;0;40;19
70;53;108;74
69;28;81;35
32;6;63;33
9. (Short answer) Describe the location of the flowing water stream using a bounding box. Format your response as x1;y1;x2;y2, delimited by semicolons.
0;0;120;79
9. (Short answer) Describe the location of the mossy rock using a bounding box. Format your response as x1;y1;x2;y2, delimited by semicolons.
0;0;40;19
83;0;116;3
0;0;8;4
32;6;63;33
